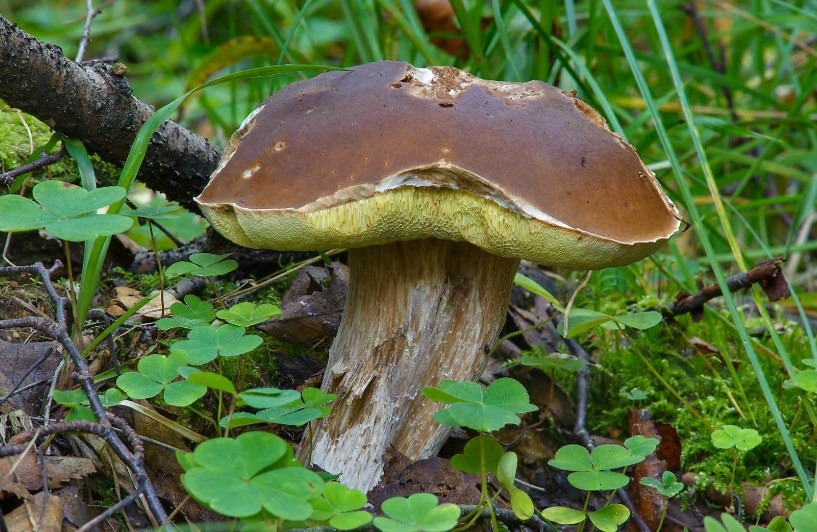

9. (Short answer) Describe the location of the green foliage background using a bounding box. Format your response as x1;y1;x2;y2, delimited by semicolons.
4;0;817;510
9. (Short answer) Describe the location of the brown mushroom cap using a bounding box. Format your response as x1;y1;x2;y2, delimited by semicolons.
195;61;680;269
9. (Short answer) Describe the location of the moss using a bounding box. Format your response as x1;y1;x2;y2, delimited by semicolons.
0;103;59;169
564;263;815;507
0;100;122;187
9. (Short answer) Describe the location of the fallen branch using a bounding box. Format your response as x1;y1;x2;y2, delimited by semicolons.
0;16;220;212
0;142;66;187
0;261;168;527
668;258;789;320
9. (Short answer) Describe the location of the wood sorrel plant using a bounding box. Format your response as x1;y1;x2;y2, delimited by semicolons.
542;436;659;532
423;378;538;528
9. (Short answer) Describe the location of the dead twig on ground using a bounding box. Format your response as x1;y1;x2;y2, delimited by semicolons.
0;261;169;528
667;258;789;320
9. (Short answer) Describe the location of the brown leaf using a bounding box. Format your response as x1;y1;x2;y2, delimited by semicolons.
43;456;96;489
628;410;670;531
508;362;575;428
654;421;682;472
369;449;480;510
1;452;41;495
0;452;96;496
689;336;720;355
3;491;62;532
682;473;792;521
0;340;60;415
258;262;348;348
756;259;790;301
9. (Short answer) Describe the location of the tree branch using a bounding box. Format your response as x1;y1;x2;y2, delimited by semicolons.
667;258;789;320
0;16;220;212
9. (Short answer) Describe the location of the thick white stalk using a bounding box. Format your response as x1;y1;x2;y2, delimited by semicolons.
298;238;519;492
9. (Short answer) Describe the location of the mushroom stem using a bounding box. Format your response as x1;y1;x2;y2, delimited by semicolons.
298;238;519;492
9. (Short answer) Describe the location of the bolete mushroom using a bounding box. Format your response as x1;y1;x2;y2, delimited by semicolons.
195;61;681;492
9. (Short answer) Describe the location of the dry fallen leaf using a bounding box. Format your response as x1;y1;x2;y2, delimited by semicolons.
369;448;480;510
629;409;671;531
3;491;62;532
0;451;96;497
0;341;60;415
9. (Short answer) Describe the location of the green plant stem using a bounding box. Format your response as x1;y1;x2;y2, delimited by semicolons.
563;270;591;336
488;316;555;359
656;498;668;531
480;435;499;530
81;293;157;357
222;248;344;301
216;359;224;437
577;490;592;532
62;240;82;343
730;452;739;500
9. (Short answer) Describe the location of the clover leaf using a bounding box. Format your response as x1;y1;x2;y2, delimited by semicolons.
557;307;663;338
116;350;206;407
164;252;237;278
155;295;216;330
704;513;750;532
171;323;263;365
541;506;586;526
373;493;460;532
310;482;372;530
790;369;817;394
52;387;126;421
239;387;303;408
543;504;630;532
0;181;132;241
450;435;504;474
517;350;586;373
548;437;658;492
181;432;324;519
640;471;684;498
180;368;236;395
789;501;817;531
588;504;630;532
711;425;762;451
223;387;335;428
496;452;534;520
423;378;537;432
216;301;281;327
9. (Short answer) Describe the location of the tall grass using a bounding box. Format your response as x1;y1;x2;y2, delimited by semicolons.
7;0;816;502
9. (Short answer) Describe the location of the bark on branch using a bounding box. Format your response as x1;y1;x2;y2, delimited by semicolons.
668;258;789;320
0;16;220;213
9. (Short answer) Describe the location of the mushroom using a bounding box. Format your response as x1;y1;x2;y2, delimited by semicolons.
195;61;681;492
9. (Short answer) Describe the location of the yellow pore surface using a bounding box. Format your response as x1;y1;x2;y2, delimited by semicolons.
200;185;670;270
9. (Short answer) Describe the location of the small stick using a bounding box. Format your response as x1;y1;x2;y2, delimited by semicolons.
0;143;66;187
668;258;788;320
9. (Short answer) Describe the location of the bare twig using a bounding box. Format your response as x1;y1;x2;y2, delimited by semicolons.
0;345;56;406
0;263;168;525
0;143;66;187
668;258;789;319
0;15;221;212
679;3;736;121
77;0;95;62
0;261;69;326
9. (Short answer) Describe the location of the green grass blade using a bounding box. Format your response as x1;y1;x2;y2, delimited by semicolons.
631;0;811;498
75;64;337;327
